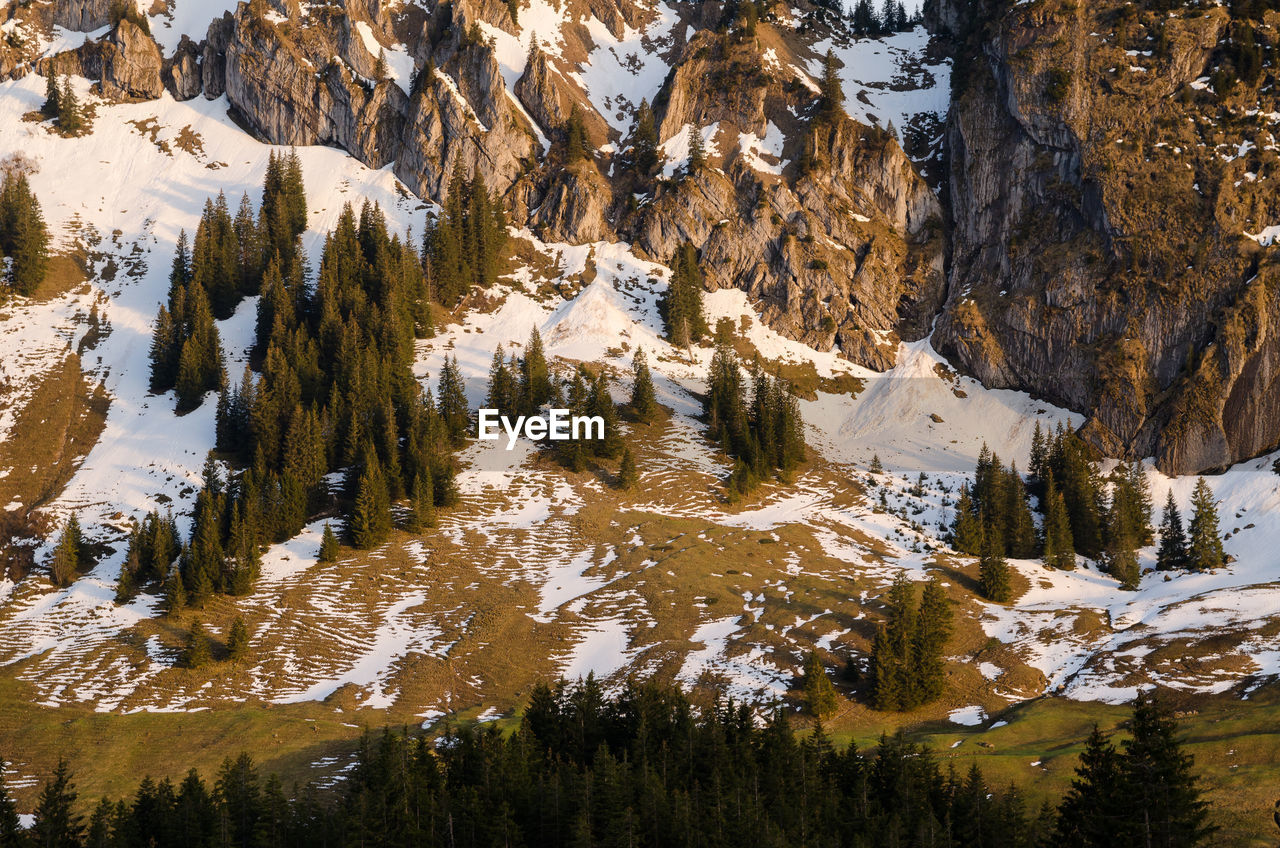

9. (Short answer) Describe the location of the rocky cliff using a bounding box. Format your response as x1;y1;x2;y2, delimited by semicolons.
930;0;1280;473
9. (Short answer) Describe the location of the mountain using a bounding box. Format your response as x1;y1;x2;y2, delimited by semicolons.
0;0;1279;841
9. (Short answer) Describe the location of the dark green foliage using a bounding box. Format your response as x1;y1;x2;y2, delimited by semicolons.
686;122;706;173
165;159;454;602
630;98;660;175
0;170;50;296
979;529;1013;602
350;448;392;549
951;446;1040;560
41;73;60;119
1187;478;1224;571
704;344;806;498
628;347;658;422
563;104;590;162
1157;490;1189;570
18;679;1065;848
485;345;517;416
518;327;554;414
869;453;883;474
870;575;950;711
318;522;340;562
48;513;83;587
552;366;624;467
660;242;708;347
149;222;228;412
182;620;212;668
31;759;83;848
818;48;843;119
617;446;638;490
1042;475;1076;569
57;76;87;135
423;164;507;306
0;762;18;847
1044;67;1072;103
227;616;250;662
1055;694;1215;847
117;510;180;601
801;649;838;717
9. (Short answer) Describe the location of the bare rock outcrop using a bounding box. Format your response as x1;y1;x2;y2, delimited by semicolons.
164;35;202;100
931;0;1280;473
100;20;164;101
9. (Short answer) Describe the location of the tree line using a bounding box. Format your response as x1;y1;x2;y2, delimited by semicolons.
951;424;1225;598
0;681;1216;848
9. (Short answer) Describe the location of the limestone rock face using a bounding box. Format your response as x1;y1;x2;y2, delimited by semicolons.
930;0;1280;473
528;166;615;244
164;36;202;101
100;20;165;101
202;13;235;99
53;0;113;32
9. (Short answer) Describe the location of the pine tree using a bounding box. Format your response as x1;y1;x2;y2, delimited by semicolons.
911;577;951;704
350;451;392;549
1186;478;1224;571
686;123;706;173
628;347;658;422
183;620;212;668
631;99;660;175
164;565;187;614
227;616;250;662
1054;726;1127;847
42;72;61;118
373;49;388;82
519;327;553;414
48;514;83;587
564;104;589;161
801;650;838;717
0;761;19;847
318;523;340;563
662;242;707;347
617;446;638;490
58;76;83;135
869;454;884;474
1156;490;1188;570
408;470;436;531
1120;692;1216;847
1003;464;1038;559
30;759;84;848
437;355;470;445
951;487;983;555
485;345;515;415
819;49;843;119
1;172;50;295
1042;475;1076;570
979;530;1012;603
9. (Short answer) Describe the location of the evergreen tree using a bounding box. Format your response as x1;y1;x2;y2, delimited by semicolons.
518;327;553;414
437;355;470;444
1042;475;1076;570
911;577;951;704
564;104;589;161
373;49;388;82
1003;464;1038;559
318;523;340;563
869;454;884;474
801;650;838;717
182;620;212;669
227;616;250;662
1186;478;1224;571
42;72;61;118
628;347;658;422
58;76;84;135
1054;726;1127;847
408;469;436;531
485;345;516;415
0;172;50;295
350;450;392;549
48;514;83;587
31;759;83;848
819;49;843;119
164;566;187;614
617;446;638;490
979;530;1012;603
951;487;983;555
631;99;660;175
1156;490;1189;570
0;761;19;848
686;123;706;173
1119;693;1216;847
661;242;707;347
1105;497;1141;590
